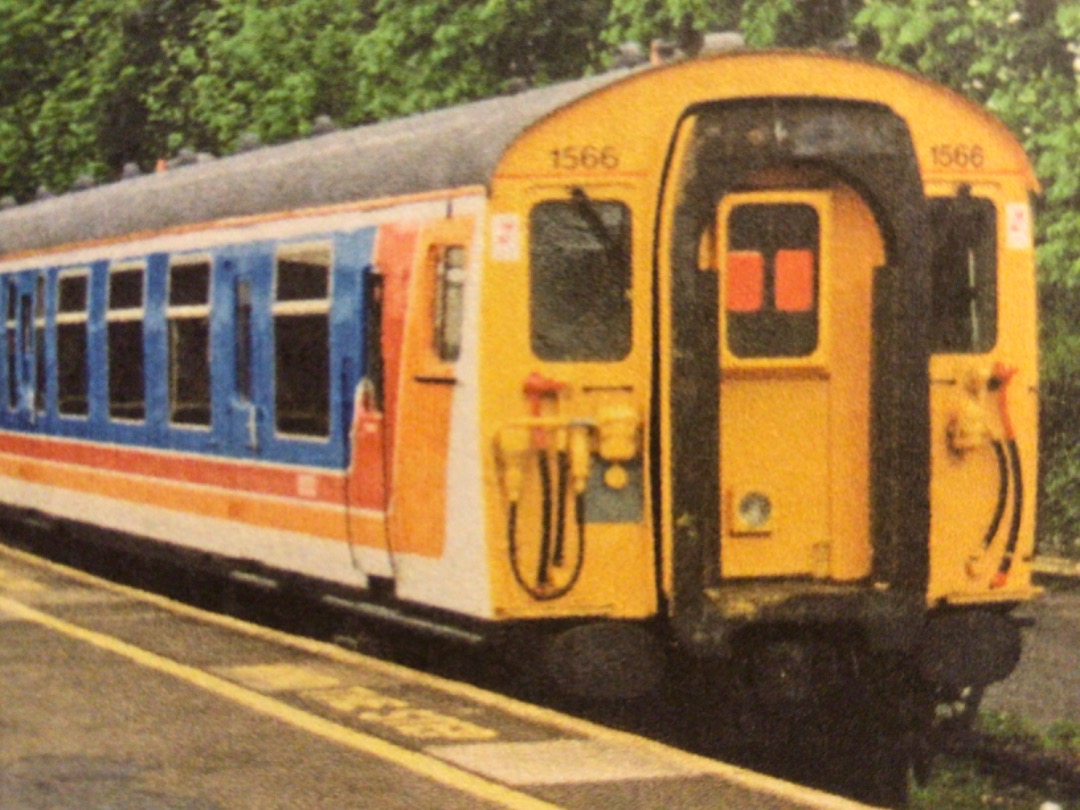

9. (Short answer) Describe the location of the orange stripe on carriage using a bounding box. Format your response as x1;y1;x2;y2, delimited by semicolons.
0;432;346;505
0;451;389;547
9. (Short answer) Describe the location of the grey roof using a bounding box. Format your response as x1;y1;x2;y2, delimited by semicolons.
0;70;627;257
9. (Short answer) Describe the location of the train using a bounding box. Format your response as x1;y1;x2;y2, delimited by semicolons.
0;49;1040;797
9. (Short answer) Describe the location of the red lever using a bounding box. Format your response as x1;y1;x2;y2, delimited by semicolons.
523;372;566;449
523;372;566;414
990;363;1018;441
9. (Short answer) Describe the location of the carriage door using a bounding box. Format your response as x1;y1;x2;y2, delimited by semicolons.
219;250;269;457
717;189;878;581
5;273;39;424
719;192;830;578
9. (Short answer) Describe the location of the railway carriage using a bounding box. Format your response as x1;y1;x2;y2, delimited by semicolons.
0;50;1040;780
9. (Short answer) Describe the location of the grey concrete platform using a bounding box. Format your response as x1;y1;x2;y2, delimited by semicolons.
0;544;875;810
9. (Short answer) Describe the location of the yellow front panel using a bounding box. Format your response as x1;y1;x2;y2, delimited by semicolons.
481;181;658;619
925;182;1040;603
478;52;1041;619
720;378;830;577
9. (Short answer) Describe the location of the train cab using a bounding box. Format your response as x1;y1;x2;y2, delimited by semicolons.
484;53;1040;700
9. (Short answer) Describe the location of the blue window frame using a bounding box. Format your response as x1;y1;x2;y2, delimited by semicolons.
0;225;379;474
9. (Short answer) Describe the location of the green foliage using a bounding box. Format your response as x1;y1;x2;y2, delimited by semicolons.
0;0;136;197
352;0;611;120
602;0;739;51
910;755;1079;810
0;0;210;196
910;713;1080;809
740;0;852;48
182;0;376;151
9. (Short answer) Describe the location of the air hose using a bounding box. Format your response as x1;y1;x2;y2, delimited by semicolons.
989;364;1023;588
978;439;1009;554
507;448;587;602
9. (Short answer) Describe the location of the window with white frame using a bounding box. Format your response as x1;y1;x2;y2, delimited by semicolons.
108;264;146;421
273;243;331;438
168;258;212;426
56;269;89;416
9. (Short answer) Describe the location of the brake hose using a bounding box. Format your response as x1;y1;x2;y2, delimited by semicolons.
507;450;587;602
552;452;570;568
990;365;1023;588
978;439;1009;553
535;452;554;587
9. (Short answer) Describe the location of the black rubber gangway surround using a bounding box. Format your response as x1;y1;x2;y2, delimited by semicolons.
663;98;932;653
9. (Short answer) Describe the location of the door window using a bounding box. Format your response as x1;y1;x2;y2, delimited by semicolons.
273;242;331;438
57;270;89;416
108;264;146;421
168;258;212;427
725;203;820;358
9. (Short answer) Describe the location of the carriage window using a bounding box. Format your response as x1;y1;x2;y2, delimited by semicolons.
5;280;17;410
929;193;997;353
725;204;819;358
235;277;253;401
362;268;385;412
434;245;465;362
168;258;211;426
33;274;45;414
274;243;330;438
57;270;89;416
530;196;631;361
108;265;145;421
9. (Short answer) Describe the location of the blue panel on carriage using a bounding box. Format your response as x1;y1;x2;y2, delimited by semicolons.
0;226;378;474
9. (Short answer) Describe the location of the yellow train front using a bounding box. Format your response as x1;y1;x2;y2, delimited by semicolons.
483;53;1040;719
0;50;1040;797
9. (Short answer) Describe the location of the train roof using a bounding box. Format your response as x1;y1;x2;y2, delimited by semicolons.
0;51;1038;260
0;70;627;257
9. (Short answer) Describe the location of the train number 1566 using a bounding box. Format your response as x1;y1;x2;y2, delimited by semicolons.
930;143;985;170
551;145;620;170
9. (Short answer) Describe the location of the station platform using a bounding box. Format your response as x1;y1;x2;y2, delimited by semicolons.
0;543;876;810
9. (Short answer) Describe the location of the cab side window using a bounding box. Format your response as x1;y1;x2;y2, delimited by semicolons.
433;245;465;362
929;193;997;353
530;196;631;361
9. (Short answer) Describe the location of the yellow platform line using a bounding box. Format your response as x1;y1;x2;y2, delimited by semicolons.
0;593;563;810
0;543;876;810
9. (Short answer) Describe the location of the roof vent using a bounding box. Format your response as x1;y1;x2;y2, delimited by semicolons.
121;162;142;180
235;131;263;153
699;31;745;56
170;148;198;168
504;77;531;95
612;41;648;69
650;38;678;65
311;115;337;136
